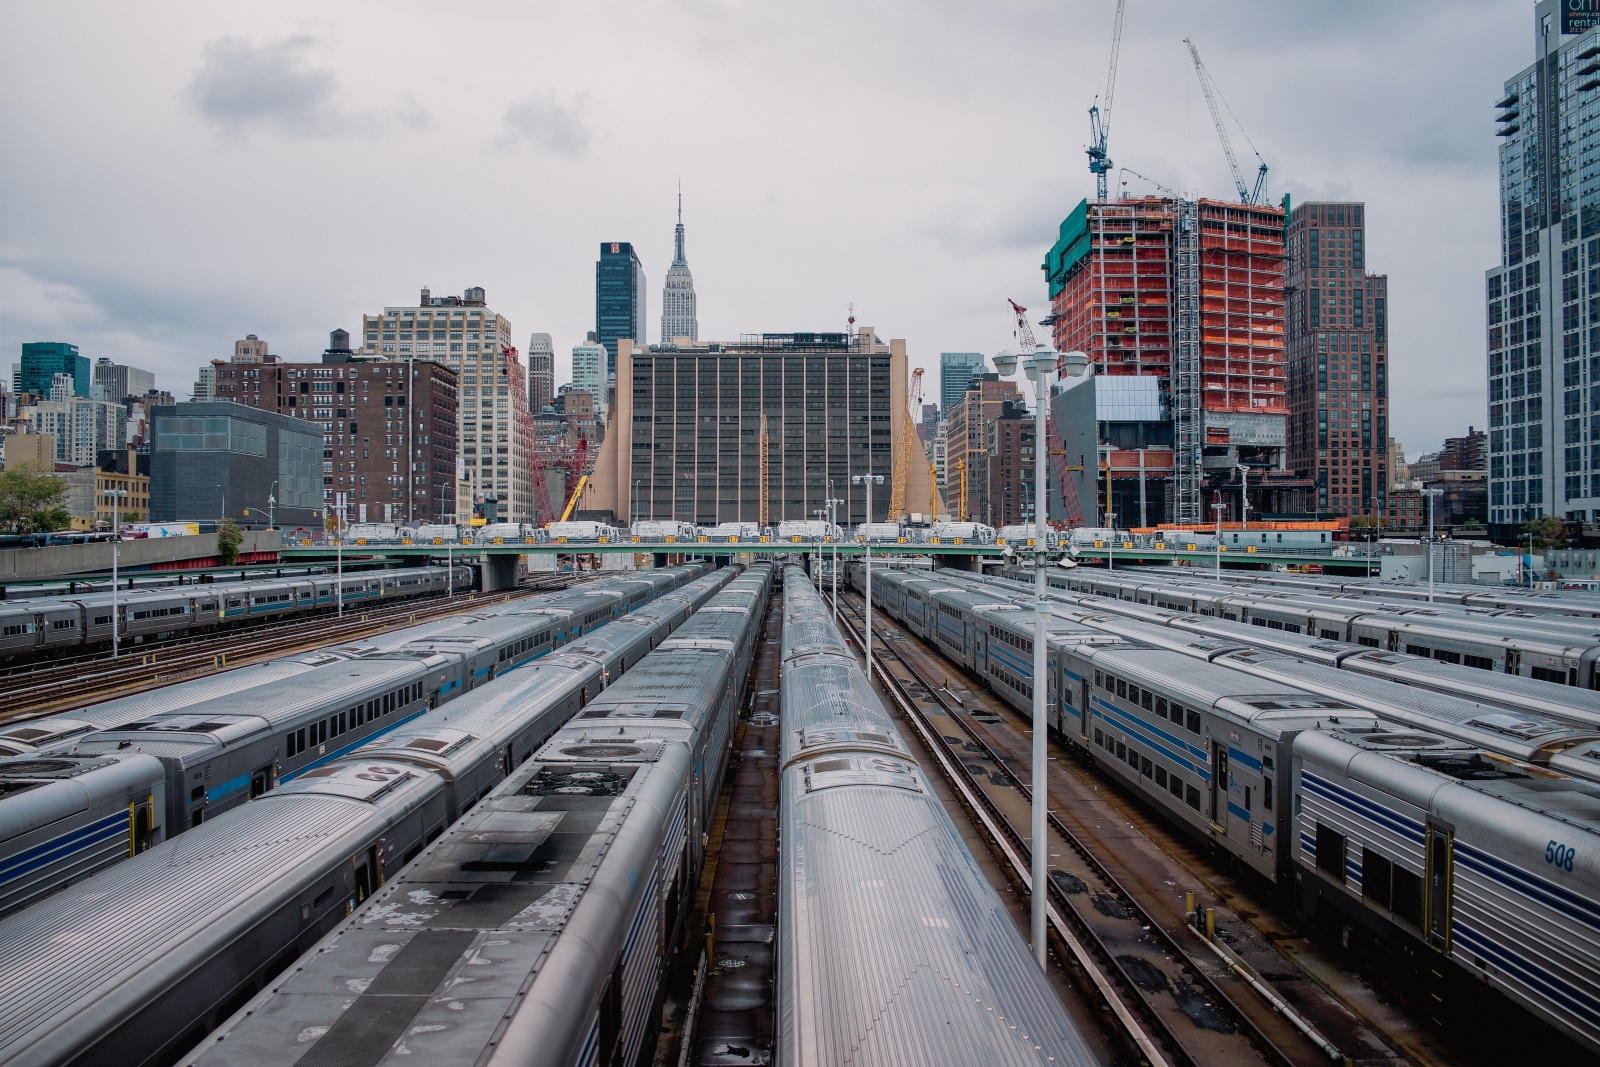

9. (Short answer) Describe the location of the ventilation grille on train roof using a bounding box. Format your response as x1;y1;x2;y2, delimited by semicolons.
1364;733;1447;748
526;768;631;797
0;758;81;777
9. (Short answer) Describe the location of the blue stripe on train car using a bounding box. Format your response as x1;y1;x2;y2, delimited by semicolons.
1300;771;1425;844
987;642;1033;680
1091;697;1208;775
0;811;128;886
1451;923;1600;1032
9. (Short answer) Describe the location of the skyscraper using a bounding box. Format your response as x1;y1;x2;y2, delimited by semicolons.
660;191;698;343
1486;1;1600;527
15;342;89;399
357;286;531;523
527;332;555;413
596;242;647;373
571;332;607;414
1286;201;1390;518
939;352;987;415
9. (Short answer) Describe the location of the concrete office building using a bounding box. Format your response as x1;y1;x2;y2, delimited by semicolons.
660;195;698;344
527;332;555;413
24;379;127;467
149;402;322;528
15;342;89;399
1286;200;1391;518
234;335;271;364
944;373;1021;523
192;365;215;401
572;333;607;416
596;242;647;371
582;328;933;526
211;332;459;524
92;358;155;403
1486;1;1600;528
939;352;987;415
358;287;530;524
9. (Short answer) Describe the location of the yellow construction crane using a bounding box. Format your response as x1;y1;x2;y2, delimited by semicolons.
888;368;926;520
758;414;771;527
954;459;967;522
558;475;589;522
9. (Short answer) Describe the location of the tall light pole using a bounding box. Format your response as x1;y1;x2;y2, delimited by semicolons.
105;488;128;659
267;480;278;529
1212;500;1227;581
1237;463;1250;532
335;491;347;617
826;493;844;621
1422;486;1443;602
994;347;1088;968
851;473;884;681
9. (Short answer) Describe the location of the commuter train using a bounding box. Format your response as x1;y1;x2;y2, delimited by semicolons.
0;564;475;659
777;566;1095;1065
177;563;772;1067
1047;569;1600;689
0;565;711;918
852;565;1600;1053
0;565;744;1067
1204;568;1600;620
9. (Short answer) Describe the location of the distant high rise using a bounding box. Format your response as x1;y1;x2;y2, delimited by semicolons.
596;242;647;372
192;365;215;402
16;342;88;399
527;332;555;412
1286;200;1390;519
939;352;987;414
660;191;698;343
1485;0;1600;527
234;334;270;364
572;332;607;414
92;357;155;402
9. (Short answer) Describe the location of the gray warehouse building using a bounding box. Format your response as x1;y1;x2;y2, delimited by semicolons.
149;402;323;529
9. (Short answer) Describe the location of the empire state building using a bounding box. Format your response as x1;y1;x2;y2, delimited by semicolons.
660;192;698;343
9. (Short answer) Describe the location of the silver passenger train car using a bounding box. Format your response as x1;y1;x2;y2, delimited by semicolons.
0;565;473;659
777;567;1094;1065
182;563;772;1067
0;565;711;918
0;566;738;1067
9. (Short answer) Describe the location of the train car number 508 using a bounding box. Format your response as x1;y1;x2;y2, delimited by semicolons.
1547;839;1577;872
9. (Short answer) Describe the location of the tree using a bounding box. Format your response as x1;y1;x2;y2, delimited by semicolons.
1524;514;1570;550
217;518;244;565
0;465;71;535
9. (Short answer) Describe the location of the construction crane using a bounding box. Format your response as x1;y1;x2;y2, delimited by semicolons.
1008;299;1086;526
758;414;771;527
556;439;590;521
888;367;927;520
1184;37;1268;206
953;460;967;522
1117;166;1179;200
1086;0;1127;202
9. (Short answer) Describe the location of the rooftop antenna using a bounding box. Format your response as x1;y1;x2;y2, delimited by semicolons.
847;303;856;332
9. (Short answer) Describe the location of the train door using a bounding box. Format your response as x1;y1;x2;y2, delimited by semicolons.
1211;743;1229;830
1504;650;1521;676
250;765;271;799
128;797;156;855
352;844;382;904
1078;676;1091;741
1425;824;1453;951
501;742;515;777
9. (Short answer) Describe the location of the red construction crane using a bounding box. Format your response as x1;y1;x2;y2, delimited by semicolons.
1009;299;1085;527
500;344;553;527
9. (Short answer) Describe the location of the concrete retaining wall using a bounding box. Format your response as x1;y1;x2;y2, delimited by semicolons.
0;529;281;580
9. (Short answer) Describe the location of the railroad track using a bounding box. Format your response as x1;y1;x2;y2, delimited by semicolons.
0;574;586;721
831;590;1397;1067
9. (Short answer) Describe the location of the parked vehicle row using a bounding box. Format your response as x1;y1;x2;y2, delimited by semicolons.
0;565;474;660
852;564;1600;1053
0;564;741;1067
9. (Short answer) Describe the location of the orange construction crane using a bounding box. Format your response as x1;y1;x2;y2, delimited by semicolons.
1009;299;1086;526
889;367;925;519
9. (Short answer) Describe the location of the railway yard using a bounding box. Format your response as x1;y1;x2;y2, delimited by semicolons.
0;556;1596;1067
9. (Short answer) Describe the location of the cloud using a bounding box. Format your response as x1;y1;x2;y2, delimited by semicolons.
185;35;430;137
499;93;592;157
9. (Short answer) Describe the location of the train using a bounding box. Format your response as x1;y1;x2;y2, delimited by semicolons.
174;563;773;1067
776;566;1093;1064
0;565;743;1067
0;564;475;660
0;564;712;918
849;564;1600;1052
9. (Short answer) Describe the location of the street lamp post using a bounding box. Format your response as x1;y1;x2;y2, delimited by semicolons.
267;480;278;529
826;493;844;621
335;491;347;618
1237;464;1250;531
105;488;128;659
994;347;1089;968
1212;500;1227;581
1421;486;1443;602
851;474;885;681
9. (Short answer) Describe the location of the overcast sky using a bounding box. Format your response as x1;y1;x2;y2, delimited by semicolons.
0;1;1531;455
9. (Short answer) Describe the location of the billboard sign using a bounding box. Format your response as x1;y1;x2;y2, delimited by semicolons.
1564;1;1600;34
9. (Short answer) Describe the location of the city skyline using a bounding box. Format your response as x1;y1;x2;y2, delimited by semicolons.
0;1;1531;455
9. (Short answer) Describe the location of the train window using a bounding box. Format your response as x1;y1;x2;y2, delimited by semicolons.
1116;741;1127;760
1095;670;1103;687
190;785;204;802
1242;785;1252;811
1363;850;1393;909
1185;784;1200;810
1154;766;1168;788
1531;665;1567;685
1186;710;1202;733
1405;645;1430;657
1140;689;1152;711
337;712;346;735
1315;824;1347;882
1252;618;1267;627
1156;697;1168;718
1094;728;1104;746
1169;775;1184;799
1433;649;1461;665
1391;867;1424;927
1115;679;1127;699
1320;630;1340;640
1126;747;1139;770
1463;654;1494;671
1357;636;1379;648
1141;756;1153;777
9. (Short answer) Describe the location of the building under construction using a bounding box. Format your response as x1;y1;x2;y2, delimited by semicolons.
1043;194;1298;525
